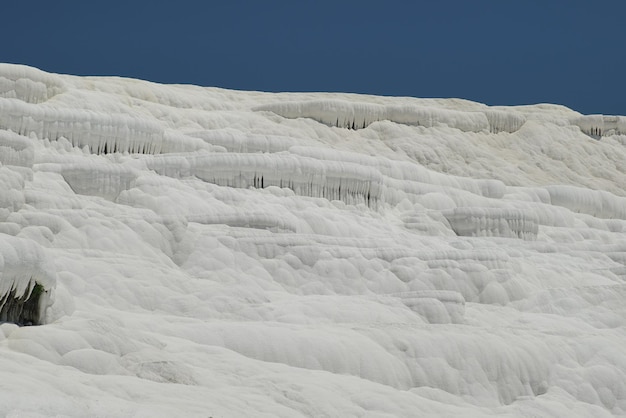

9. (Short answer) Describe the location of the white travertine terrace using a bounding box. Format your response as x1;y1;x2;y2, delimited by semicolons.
0;63;625;417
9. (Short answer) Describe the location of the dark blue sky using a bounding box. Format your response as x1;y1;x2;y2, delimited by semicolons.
2;1;624;115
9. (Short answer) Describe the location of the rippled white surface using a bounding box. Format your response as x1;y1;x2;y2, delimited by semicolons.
1;63;625;417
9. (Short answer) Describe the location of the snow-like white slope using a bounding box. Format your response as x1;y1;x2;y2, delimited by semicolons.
1;63;625;417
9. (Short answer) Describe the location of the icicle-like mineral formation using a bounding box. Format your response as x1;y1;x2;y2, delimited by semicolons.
0;235;56;325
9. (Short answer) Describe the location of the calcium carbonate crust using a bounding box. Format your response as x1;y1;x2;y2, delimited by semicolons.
0;63;625;417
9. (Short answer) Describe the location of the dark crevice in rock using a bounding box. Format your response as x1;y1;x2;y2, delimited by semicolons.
0;284;46;326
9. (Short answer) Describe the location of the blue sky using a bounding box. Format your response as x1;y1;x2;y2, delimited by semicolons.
2;1;624;115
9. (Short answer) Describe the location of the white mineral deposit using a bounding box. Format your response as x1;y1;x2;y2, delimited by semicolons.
0;64;625;417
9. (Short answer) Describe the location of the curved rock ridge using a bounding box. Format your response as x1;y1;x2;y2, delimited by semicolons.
544;185;626;220
0;64;66;104
573;114;626;138
145;153;384;207
0;64;625;417
0;129;34;168
393;290;465;323
254;99;527;133
0;99;211;155
443;207;539;240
